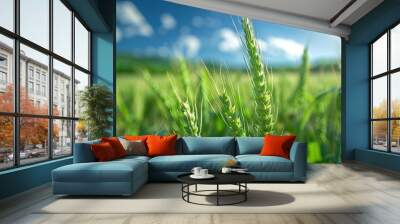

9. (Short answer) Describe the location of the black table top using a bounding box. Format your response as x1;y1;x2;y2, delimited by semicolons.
177;172;255;185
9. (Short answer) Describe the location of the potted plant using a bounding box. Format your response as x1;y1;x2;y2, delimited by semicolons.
79;84;113;140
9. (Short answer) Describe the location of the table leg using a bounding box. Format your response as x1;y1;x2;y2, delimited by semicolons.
245;183;247;201
195;184;198;192
187;184;190;202
217;184;219;206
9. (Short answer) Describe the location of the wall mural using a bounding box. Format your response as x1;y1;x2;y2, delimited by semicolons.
116;0;341;163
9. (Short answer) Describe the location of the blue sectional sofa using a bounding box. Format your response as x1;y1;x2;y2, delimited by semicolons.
52;137;307;196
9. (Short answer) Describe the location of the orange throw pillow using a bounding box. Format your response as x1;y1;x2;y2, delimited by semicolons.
260;135;296;159
146;135;177;157
124;135;148;142
91;142;117;161
101;137;126;158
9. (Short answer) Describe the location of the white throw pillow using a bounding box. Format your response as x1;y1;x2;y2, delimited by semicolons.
119;138;147;156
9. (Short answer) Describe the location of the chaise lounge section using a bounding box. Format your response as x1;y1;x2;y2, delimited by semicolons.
52;137;307;196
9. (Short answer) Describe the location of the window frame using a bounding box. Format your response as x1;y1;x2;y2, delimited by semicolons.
370;21;400;154
0;0;92;171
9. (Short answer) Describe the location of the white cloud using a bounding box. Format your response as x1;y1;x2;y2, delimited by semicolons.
175;35;201;57
116;27;122;42
268;37;304;59
161;13;176;30
257;39;268;52
218;28;241;52
192;16;219;28
116;1;153;37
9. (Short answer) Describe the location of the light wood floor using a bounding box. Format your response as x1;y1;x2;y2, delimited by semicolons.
1;162;400;224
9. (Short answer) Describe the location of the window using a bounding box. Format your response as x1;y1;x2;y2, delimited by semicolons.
0;0;14;32
28;81;34;94
370;23;400;153
35;70;40;81
0;116;14;170
42;85;46;97
0;34;13;113
28;67;34;80
53;0;72;60
53;59;72;117
20;0;49;49
0;0;91;170
74;17;90;70
53;119;72;158
0;71;6;84
0;55;7;67
35;84;40;95
74;69;89;118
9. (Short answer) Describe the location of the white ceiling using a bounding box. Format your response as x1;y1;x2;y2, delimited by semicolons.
229;0;352;22
167;0;384;38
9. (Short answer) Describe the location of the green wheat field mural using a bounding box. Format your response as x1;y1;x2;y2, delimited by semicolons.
116;0;341;163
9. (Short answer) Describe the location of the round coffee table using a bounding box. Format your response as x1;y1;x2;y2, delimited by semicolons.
177;173;255;206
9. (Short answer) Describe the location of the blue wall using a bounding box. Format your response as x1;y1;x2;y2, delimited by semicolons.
344;0;400;170
0;0;115;200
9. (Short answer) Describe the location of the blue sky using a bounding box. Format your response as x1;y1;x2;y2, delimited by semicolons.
116;0;341;67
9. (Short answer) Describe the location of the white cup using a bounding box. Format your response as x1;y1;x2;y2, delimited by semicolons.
221;167;232;174
200;169;208;176
191;167;202;176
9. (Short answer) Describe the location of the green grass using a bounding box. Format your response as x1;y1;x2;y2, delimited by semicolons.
117;70;341;163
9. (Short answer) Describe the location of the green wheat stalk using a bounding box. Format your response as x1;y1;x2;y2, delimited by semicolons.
144;72;187;134
291;47;310;102
168;73;201;136
241;17;275;135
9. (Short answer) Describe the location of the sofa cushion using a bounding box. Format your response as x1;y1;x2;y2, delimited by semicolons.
149;154;235;172
180;137;235;155
260;135;296;159
91;142;118;161
53;158;147;183
236;137;263;155
236;155;293;172
147;135;177;157
73;140;100;163
101;137;127;158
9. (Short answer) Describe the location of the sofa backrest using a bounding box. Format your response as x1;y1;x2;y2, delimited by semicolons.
179;137;235;155
235;137;263;155
73;139;100;163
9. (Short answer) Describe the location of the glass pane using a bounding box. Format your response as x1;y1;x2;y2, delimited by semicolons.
0;116;14;170
75;120;88;143
0;0;14;31
20;0;49;49
372;33;387;76
0;34;14;112
391;120;400;153
74;69;89;118
372;121;388;151
391;72;400;118
53;119;72;157
20;44;49;115
20;117;49;165
53;0;72;60
391;24;400;70
53;59;72;117
372;77;387;119
74;18;89;70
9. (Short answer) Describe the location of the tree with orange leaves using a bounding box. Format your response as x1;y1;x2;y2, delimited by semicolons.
0;84;59;151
